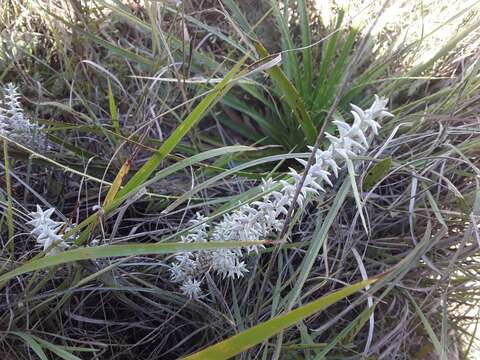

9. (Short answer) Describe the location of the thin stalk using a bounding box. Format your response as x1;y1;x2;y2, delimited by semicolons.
3;141;14;256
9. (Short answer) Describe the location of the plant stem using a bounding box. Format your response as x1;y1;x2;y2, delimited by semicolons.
3;140;14;257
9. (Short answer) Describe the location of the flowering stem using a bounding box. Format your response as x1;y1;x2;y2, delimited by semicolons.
254;93;344;323
277;106;338;241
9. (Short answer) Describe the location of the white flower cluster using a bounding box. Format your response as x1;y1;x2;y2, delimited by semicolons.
169;214;250;298
0;83;47;147
27;205;70;255
170;96;393;298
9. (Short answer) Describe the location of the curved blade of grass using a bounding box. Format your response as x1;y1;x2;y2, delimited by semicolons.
103;160;131;208
107;79;122;137
182;278;379;360
11;331;89;360
221;0;252;35
0;241;267;286
298;0;313;95
271;0;299;84
33;337;82;360
10;332;49;360
346;159;368;233
406;291;447;360
144;145;255;187
314;11;344;105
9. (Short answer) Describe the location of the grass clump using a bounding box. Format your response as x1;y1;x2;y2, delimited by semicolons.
1;1;480;359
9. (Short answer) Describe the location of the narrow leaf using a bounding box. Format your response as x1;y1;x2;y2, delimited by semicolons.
363;157;392;190
107;79;121;136
0;241;267;286
11;332;49;360
116;57;247;199
254;42;317;144
183;278;378;360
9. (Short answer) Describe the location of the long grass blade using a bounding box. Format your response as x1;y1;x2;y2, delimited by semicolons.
115;56;247;199
10;332;49;360
182;278;378;360
0;240;268;286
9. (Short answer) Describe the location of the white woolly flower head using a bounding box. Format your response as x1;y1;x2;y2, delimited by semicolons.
168;95;393;298
27;205;69;255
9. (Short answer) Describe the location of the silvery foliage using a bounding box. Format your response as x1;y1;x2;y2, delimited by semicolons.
170;96;393;298
27;205;69;255
0;83;47;148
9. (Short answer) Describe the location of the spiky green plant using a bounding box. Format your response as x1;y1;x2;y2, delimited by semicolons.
216;0;480;151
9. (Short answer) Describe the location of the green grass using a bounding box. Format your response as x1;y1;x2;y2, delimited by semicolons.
1;0;480;359
216;1;480;151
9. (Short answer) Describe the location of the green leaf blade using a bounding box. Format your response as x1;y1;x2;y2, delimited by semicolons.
182;278;378;360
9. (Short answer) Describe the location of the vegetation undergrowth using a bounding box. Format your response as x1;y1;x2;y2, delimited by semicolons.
1;0;480;359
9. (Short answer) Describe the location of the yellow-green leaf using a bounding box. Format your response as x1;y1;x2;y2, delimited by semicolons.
363;157;392;190
182;278;379;360
0;241;267;287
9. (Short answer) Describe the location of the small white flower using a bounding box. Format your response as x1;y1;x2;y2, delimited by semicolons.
27;206;63;234
170;263;187;283
180;278;202;298
261;177;277;192
181;213;208;243
211;249;249;279
27;205;69;255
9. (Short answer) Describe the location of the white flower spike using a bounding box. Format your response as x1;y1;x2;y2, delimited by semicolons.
169;96;393;297
0;83;47;148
